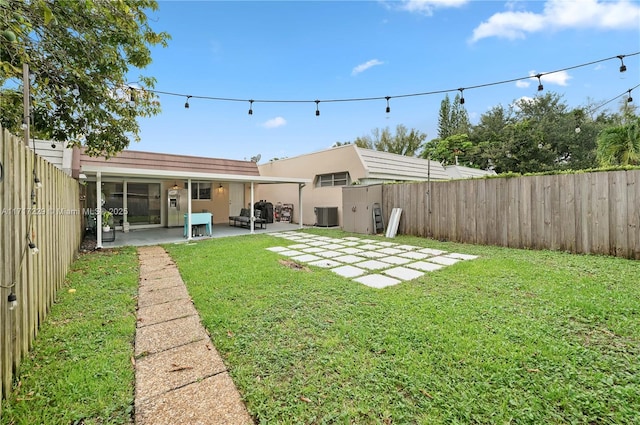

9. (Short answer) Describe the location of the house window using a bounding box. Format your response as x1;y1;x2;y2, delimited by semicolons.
185;182;211;200
315;172;350;187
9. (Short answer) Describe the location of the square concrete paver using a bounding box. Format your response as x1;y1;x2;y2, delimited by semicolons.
378;247;404;255
419;248;447;255
135;373;252;425
343;237;361;241
308;259;342;268
377;241;399;247
301;247;326;253
399;251;431;260
406;261;444;272
353;274;401;289
138;285;191;308
333;255;367;264
316;250;343;258
279;250;303;257
266;246;290;252
383;267;425;281
288;244;309;249
331;265;367;278
339;247;364;254
321;243;345;250
358;244;381;250
290;254;322;263
446;253;479;260
379;256;412;265
306;240;331;247
355;260;391;270
359;251;388;259
340;241;361;247
426;256;460;266
135;340;227;403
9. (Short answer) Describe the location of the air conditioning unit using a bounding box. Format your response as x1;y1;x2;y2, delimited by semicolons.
315;207;338;227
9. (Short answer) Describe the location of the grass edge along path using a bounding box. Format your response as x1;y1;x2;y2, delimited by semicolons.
165;229;640;425
1;247;139;425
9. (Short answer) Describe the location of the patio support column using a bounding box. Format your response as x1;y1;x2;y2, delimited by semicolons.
96;172;102;248
298;183;305;229
123;181;128;229
187;179;192;240
250;181;255;234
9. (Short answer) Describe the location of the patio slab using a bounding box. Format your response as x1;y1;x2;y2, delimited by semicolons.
355;260;391;270
137;298;197;328
135;315;207;356
426;256;460;266
308;259;342;268
405;261;444;272
137;285;191;308
331;265;366;278
353;274;401;289
383;267;425;281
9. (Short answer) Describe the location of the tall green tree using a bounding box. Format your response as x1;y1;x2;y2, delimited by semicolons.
596;117;640;166
0;0;170;156
350;124;427;156
437;93;470;139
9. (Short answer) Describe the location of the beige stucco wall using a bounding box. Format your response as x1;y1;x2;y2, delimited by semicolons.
257;145;367;226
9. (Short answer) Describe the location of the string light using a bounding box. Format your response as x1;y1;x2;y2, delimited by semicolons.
33;170;42;189
184;95;191;109
535;74;543;92
458;88;465;105
8;292;17;311
315;100;320;116
28;241;39;254
112;52;638;113
618;55;627;73
627;89;633;103
385;96;391;113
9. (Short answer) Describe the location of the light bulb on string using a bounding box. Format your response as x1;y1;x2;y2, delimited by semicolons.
33;170;42;189
535;74;543;92
29;241;39;254
315;100;320;117
627;89;633;103
385;96;391;113
618;55;627;73
8;292;17;311
458;88;465;105
248;100;254;115
184;95;191;109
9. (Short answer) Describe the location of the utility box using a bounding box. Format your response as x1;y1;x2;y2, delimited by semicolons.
342;184;383;234
315;207;338;227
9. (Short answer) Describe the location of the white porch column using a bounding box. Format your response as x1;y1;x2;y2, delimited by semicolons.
298;183;305;229
187;179;192;240
250;181;255;234
122;181;128;228
96;172;102;248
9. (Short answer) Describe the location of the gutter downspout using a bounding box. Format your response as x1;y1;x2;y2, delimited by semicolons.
298;183;305;229
187;179;192;240
96;172;102;248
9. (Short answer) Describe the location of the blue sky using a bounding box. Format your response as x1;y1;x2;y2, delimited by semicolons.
131;0;640;162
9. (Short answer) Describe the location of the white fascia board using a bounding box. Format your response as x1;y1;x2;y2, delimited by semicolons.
80;165;311;184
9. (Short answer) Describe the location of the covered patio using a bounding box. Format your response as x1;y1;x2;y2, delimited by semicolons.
97;220;306;248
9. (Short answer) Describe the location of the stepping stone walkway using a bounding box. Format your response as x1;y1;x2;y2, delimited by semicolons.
267;232;479;289
135;246;253;425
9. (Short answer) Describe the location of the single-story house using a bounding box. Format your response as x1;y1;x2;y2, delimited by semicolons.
71;148;310;247
257;144;465;227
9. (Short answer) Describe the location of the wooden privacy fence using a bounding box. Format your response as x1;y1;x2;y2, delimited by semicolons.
382;170;640;259
0;126;82;410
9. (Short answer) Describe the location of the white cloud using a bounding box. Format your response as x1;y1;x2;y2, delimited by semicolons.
516;80;530;88
262;117;287;129
352;59;384;76
528;70;572;87
471;0;640;42
399;0;468;16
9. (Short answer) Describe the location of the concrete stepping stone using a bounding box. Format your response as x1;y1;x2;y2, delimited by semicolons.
288;244;310;249
355;260;390;270
339;247;364;254
405;261;444;272
359;251;388;259
426;256;460;265
301;247;326;253
399;251;430;260
379;256;412;265
378;247;404;255
333;254;367;264
266;246;290;252
353;274;401;289
395;245;420;250
377;241;399;247
279;250;303;257
383;267;425;281
316;250;343;258
290;254;322;263
446;253;479;260
343;237;361;241
321;243;345;250
340;241;361;247
358;244;380;250
331;265;366;278
306;240;331;247
418;248;447;255
308;259;342;268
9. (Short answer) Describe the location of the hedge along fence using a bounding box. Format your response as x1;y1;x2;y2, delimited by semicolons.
0;126;82;411
382;170;640;259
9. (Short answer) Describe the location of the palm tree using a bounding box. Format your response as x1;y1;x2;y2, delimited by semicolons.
596;117;640;166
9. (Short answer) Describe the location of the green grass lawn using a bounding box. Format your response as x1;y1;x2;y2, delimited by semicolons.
1;247;139;425
165;230;640;424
